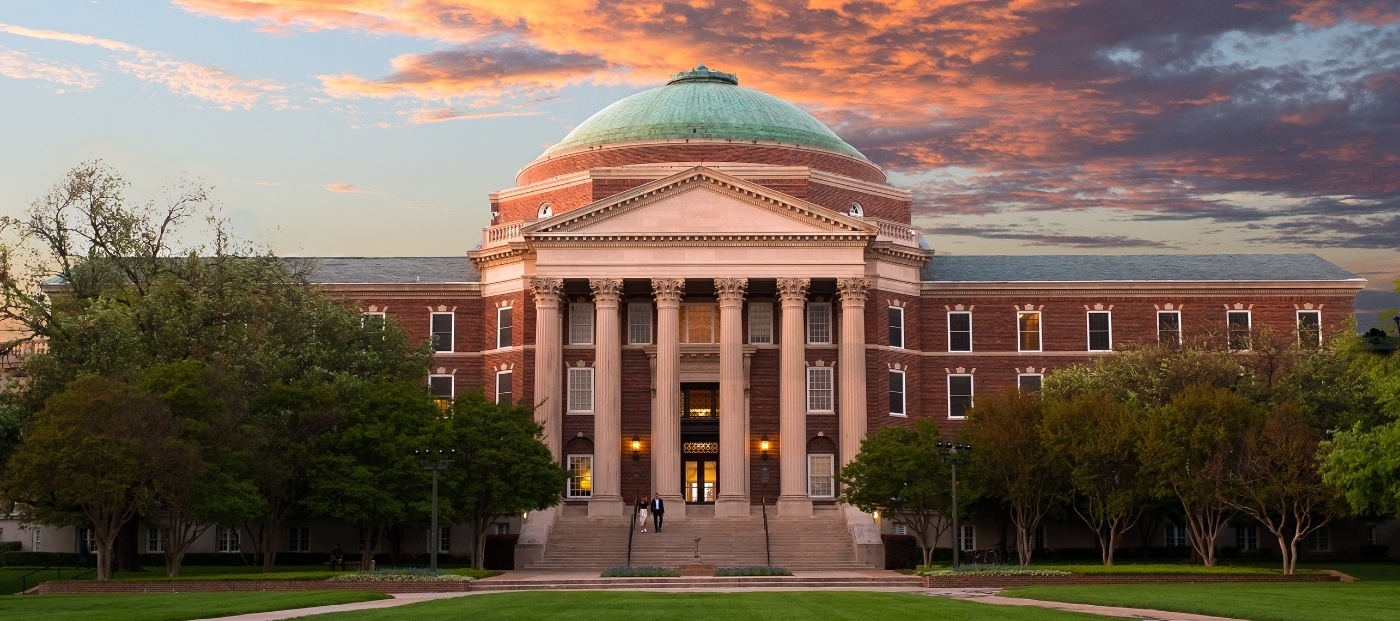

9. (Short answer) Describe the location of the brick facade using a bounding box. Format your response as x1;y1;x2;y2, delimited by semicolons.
516;142;886;186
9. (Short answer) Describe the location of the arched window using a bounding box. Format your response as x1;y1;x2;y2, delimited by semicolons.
848;202;863;217
538;203;553;218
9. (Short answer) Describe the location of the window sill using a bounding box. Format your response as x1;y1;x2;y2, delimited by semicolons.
889;413;907;418
806;410;836;416
567;411;595;415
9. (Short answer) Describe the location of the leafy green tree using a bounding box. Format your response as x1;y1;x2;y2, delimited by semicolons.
1048;341;1248;410
439;392;565;569
839;420;953;567
1323;422;1400;518
962;389;1063;566
0;376;192;579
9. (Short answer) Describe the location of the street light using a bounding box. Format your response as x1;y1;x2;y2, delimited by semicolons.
935;441;972;570
416;448;456;575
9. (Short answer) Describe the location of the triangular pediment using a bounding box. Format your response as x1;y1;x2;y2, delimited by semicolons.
523;167;876;238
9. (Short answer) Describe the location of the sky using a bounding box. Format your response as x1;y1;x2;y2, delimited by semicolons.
1;1;1398;308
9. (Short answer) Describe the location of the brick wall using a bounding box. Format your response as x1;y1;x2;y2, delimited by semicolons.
809;181;910;222
34;580;472;594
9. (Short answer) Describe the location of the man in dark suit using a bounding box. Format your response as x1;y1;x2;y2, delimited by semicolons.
650;492;665;533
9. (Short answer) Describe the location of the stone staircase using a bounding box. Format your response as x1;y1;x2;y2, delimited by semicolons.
523;504;877;571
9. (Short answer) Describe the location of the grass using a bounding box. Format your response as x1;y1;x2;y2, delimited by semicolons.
0;591;388;621
298;591;1105;620
0;567;96;594
110;565;503;581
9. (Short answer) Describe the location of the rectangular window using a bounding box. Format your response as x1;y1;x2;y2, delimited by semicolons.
748;302;773;344
807;302;832;344
146;527;163;554
948;374;973;419
361;311;385;330
1297;310;1321;348
1164;524;1188;547
807;367;834;412
31;528;40;551
1305;528;1330;552
888;307;905;348
497;307;513;349
1228;310;1252;351
888;370;906;416
679;304;717;344
808;454;835;498
948;311;972;352
1034;525;1046;551
959;524;976;552
570;302;594;345
1158;311;1182;346
1087;311;1112;351
496;523;511;535
288;526;310;553
78;527;94;554
1018;373;1043;392
627;303;652;344
429;374;454;411
1017;311;1041;352
892;523;907;536
495;370;513;406
1236;524;1258;551
1368;525;1378;546
566;454;593;498
431;312;454;352
567;367;594;413
217;526;240;553
438;526;451;554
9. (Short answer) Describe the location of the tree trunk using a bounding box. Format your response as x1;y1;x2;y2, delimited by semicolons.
113;520;142;573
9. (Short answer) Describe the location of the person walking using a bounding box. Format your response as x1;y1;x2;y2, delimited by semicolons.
329;544;346;571
650;492;665;533
635;495;650;532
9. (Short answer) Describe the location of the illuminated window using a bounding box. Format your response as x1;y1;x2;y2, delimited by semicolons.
566;454;593;498
429;375;454;411
1017;311;1041;352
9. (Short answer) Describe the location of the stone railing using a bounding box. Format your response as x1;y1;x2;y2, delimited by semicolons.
870;219;918;246
481;221;525;248
0;339;47;372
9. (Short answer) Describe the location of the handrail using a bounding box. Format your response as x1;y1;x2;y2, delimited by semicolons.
760;496;771;567
626;503;639;567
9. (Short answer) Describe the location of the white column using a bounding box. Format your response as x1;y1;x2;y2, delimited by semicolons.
588;278;625;516
837;278;870;469
651;278;685;512
714;277;749;516
530;277;564;461
776;277;812;517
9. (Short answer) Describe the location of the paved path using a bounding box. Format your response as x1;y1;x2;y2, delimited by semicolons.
189;592;474;621
920;589;1247;621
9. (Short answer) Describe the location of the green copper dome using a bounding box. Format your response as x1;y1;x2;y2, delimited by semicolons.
541;65;868;160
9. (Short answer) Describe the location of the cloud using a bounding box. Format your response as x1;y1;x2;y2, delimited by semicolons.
321;44;609;101
0;46;98;90
402;106;545;124
922;223;1179;249
323;183;384;194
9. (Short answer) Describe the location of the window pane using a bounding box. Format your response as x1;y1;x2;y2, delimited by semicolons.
568;368;594;412
1018;374;1042;392
497;308;513;348
807;303;831;344
683;304;716;343
496;371;513;406
1228;311;1251;350
888;307;904;348
748;302;773;344
1088;312;1111;351
888;370;905;415
1017;312;1041;351
807;367;833;412
429;375;453;398
808;454;834;498
432;312;454;352
949;375;973;418
567;455;593;498
1298;311;1321;348
570;303;594;344
948;312;971;352
361;312;385;330
1158;312;1181;346
628;303;652;344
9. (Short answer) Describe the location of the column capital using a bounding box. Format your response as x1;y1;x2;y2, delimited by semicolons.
836;277;871;306
776;277;811;305
713;277;748;305
651;278;685;306
589;278;624;306
530;277;564;306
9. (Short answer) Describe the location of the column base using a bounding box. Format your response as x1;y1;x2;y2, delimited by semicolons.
587;496;626;517
714;496;751;517
777;496;813;517
660;495;686;520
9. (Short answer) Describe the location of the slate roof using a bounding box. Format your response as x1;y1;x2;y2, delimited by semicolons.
301;257;480;284
921;254;1361;283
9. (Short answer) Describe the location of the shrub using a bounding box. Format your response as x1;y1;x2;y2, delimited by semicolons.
484;533;518;570
601;566;679;577
327;569;473;583
714;566;792;576
916;564;1070;577
0;542;22;553
1359;545;1389;560
0;551;78;567
882;534;920;570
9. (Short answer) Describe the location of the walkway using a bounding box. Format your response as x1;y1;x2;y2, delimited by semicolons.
922;589;1247;621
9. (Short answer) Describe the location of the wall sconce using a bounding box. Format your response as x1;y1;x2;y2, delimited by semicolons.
631;435;642;461
759;435;771;461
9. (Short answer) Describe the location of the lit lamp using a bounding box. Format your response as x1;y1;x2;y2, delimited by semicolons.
759;435;771;461
631;435;642;461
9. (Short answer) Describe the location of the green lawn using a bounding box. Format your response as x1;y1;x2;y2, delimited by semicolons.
0;567;96;594
299;591;1103;620
0;591;388;621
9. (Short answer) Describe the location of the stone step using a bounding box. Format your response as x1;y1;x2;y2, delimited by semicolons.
474;576;923;591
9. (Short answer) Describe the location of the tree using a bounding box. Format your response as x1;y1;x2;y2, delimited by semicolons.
962;389;1062;566
1323;421;1400;518
0;376;191;580
1042;392;1147;566
1141;384;1260;566
839;420;953;567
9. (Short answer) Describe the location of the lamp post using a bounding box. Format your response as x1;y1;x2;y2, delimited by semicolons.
935;441;971;570
416;448;455;575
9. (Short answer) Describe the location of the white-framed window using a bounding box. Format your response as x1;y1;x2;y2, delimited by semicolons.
569;302;594;345
78;527;95;553
807;367;834;413
1158;310;1182;346
566;454;593;498
848;201;863;217
1017;373;1043;392
959;524;976;552
361;311;386;330
948;374;973;419
1236;524;1258;551
567;367;594;413
495;370;513;406
1305;528;1331;552
217;526;240;553
948;311;972;352
888;307;905;348
289;526;310;553
679;303;717;344
31;528;40;551
146;526;163;554
808;453;835;498
1017;311;1041;352
496;307;513;349
748;302;773;344
1227;310;1252;351
438;526;451;553
627;302;652;345
1164;524;1188;547
1297;310;1321;348
537;202;553;218
892;523;907;536
1087;311;1112;351
430;312;454;352
888;369;906;416
429;374;454;411
807;302;832;344
496;523;511;535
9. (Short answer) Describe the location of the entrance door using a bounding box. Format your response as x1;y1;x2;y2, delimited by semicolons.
683;459;717;504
